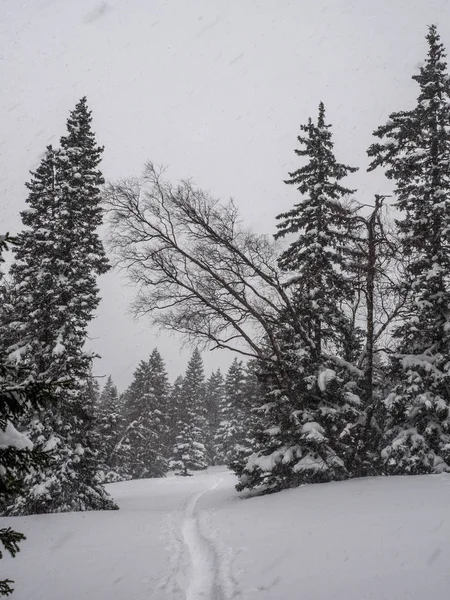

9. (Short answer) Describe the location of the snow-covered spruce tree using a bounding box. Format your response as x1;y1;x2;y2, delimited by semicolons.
170;349;208;475
94;375;125;482
275;101;358;357
121;354;168;479
235;105;363;492
214;359;253;467
368;25;450;474
235;322;362;492
0;233;54;595
6;98;117;514
205;369;224;464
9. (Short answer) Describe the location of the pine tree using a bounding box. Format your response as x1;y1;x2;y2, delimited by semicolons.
368;25;450;474
205;369;224;464
275;102;358;356
121;354;168;479
5;98;116;514
170;349;208;475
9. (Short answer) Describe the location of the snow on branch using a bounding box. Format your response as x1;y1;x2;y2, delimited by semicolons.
0;422;33;451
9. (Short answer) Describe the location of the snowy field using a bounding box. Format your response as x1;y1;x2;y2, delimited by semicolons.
1;468;450;599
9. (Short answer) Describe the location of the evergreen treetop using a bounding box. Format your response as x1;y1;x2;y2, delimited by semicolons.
368;25;450;474
275;102;358;354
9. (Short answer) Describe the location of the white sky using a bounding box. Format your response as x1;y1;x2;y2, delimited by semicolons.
1;0;449;391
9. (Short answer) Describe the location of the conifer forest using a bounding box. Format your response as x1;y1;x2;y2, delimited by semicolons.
1;8;450;599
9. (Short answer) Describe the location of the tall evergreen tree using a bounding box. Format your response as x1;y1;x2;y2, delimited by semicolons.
235;103;361;491
5;98;116;514
275;102;358;356
205;369;224;464
235;106;363;493
121;354;168;479
170;349;208;475
368;25;450;474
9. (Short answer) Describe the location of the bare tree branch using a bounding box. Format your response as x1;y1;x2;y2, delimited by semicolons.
104;163;313;385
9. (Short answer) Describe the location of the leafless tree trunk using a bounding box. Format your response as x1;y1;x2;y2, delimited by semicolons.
349;195;408;452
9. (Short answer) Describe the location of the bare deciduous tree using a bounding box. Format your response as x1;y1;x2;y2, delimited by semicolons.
104;163;312;392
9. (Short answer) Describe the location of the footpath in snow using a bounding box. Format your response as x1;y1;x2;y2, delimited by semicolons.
1;467;450;599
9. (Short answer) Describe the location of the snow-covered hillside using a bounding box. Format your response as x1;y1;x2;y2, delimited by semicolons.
1;468;449;599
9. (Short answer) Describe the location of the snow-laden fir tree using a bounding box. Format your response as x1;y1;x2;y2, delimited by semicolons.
235;326;362;492
236;107;363;492
0;233;55;595
170;349;208;475
214;359;254;467
275;101;358;357
121;353;168;479
368;25;450;474
205;369;224;464
94;375;125;482
5;98;117;514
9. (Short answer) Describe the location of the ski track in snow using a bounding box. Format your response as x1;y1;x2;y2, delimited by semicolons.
182;478;225;600
157;509;186;599
200;511;242;600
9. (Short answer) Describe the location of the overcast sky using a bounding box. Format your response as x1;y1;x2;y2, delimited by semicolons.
1;0;449;391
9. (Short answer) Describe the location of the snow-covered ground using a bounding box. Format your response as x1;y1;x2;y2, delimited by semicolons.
2;468;450;599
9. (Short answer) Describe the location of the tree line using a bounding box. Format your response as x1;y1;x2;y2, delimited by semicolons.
106;24;450;491
1;23;450;595
93;349;258;481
